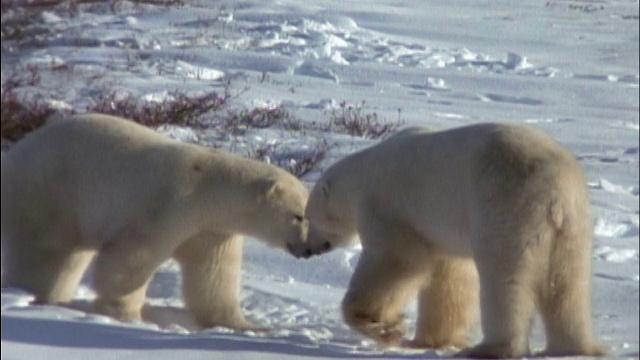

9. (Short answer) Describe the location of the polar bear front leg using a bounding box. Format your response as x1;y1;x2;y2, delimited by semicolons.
342;212;433;346
92;234;174;322
173;232;254;330
410;256;479;350
342;250;426;347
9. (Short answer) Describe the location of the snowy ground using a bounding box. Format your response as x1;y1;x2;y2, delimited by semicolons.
1;0;638;359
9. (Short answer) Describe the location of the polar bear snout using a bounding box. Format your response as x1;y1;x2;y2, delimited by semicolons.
298;224;339;258
287;242;313;259
321;241;332;251
309;240;333;258
311;240;333;255
287;238;331;260
286;237;331;259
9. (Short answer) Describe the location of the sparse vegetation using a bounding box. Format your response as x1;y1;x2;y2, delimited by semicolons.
285;142;331;178
1;61;401;179
219;106;302;135
1;0;185;14
246;140;331;179
0;70;59;142
0;91;57;142
0;71;336;178
1;0;406;176
329;100;403;139
1;0;185;48
86;87;232;128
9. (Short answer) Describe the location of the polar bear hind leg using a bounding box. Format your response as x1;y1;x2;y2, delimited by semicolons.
173;232;254;330
463;143;555;357
539;199;605;356
3;221;95;304
464;130;603;358
91;229;176;322
33;247;96;304
410;256;479;349
464;228;541;358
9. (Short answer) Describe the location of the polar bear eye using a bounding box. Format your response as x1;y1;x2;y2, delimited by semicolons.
293;215;304;223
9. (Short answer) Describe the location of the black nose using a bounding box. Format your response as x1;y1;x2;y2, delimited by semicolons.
323;241;332;251
303;248;313;258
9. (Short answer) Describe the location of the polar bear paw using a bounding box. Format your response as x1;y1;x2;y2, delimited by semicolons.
403;337;470;351
91;297;143;323
346;313;406;347
540;343;608;358
456;342;530;359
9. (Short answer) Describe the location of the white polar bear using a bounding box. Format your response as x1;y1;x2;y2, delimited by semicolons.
1;113;309;330
296;123;604;358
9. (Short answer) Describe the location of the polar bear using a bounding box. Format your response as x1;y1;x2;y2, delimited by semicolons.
295;123;604;358
1;113;309;330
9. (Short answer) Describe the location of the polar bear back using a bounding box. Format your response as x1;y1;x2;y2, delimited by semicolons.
2;114;258;247
3;115;202;244
328;123;582;256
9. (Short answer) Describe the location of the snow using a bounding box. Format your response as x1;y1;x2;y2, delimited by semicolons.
1;0;638;359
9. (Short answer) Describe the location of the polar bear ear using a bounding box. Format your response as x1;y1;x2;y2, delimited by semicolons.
263;179;285;198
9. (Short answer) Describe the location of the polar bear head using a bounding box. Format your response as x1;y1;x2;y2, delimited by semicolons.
245;175;311;255
294;175;359;258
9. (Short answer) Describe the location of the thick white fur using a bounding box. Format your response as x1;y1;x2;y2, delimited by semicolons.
1;113;309;330
302;123;604;357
